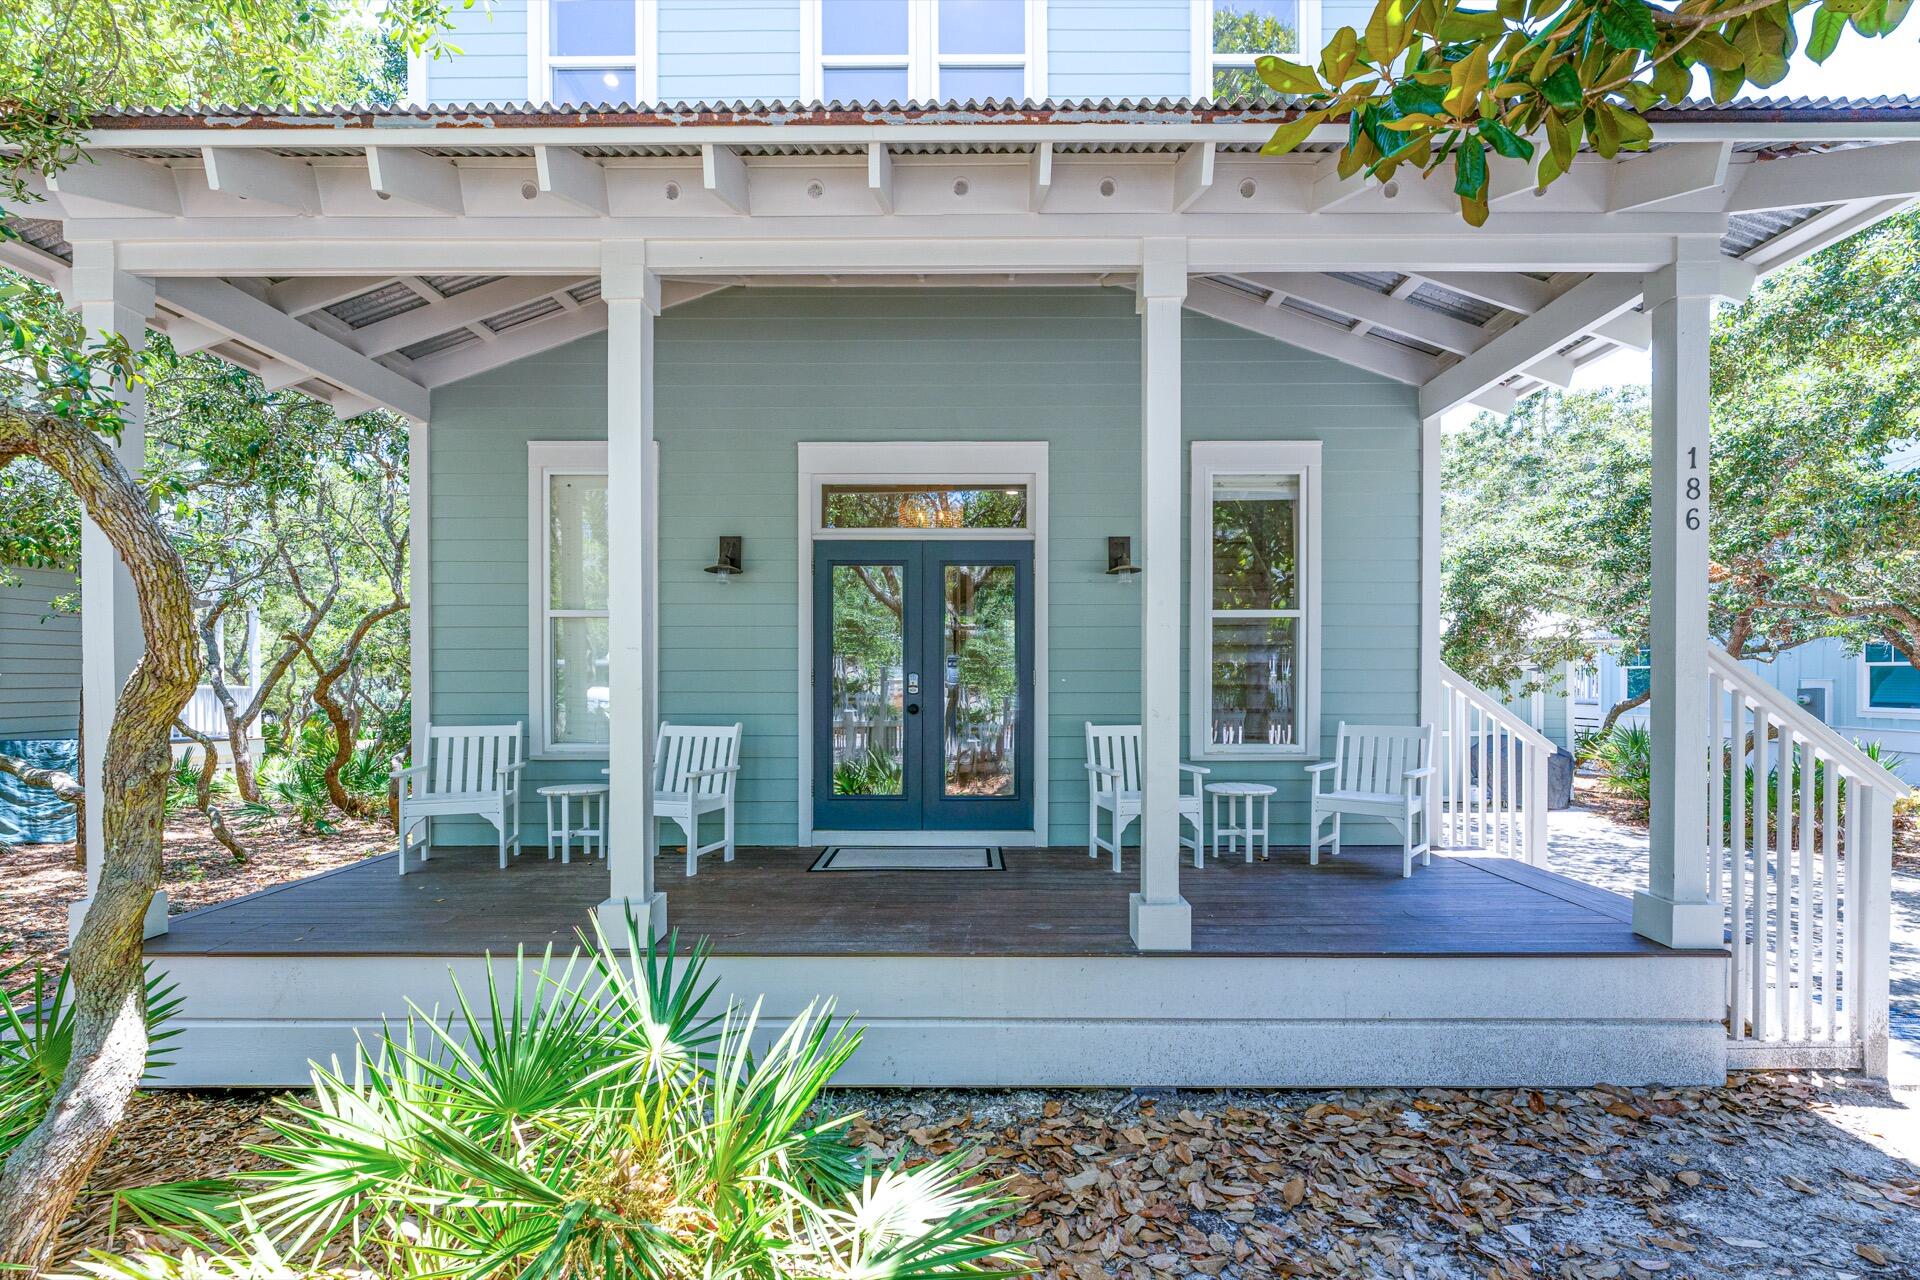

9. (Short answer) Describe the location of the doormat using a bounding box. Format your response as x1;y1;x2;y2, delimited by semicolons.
809;846;1004;872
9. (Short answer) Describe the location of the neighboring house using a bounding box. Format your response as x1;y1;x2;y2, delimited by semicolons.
0;566;80;842
1568;640;1920;785
7;8;1917;1091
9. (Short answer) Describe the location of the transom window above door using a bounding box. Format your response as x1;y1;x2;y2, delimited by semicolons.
822;483;1029;531
814;0;1034;103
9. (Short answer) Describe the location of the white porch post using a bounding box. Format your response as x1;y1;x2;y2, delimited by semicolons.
408;418;431;791
1130;237;1193;952
1633;245;1722;949
65;242;168;940
1419;411;1443;841
597;242;666;944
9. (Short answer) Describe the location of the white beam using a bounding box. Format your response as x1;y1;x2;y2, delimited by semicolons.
1727;141;1920;214
1172;142;1215;213
45;153;180;215
1593;309;1651;350
367;146;465;215
265;275;395;316
1741;197;1911;272
256;359;308;391
0;235;70;291
1306;155;1372;211
411;302;608;387
1413;272;1554;315
155;276;430;421
1244;272;1491;355
350;276;588;358
1029;143;1054;212
1608;142;1732;212
535;145;608;214
702;144;749;214
867;143;894;214
328;392;377;420
1522;353;1575;388
1184;280;1440;384
1469;386;1520;415
201;147;320;214
161;316;227;355
1419;273;1646;417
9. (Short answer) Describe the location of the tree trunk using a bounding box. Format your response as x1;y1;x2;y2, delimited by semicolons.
295;597;404;820
171;720;249;863
0;751;85;805
0;417;198;1270
1595;692;1650;738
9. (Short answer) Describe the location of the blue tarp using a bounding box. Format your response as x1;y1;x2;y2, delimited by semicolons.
0;739;78;843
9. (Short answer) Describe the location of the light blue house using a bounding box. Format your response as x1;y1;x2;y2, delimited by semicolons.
12;3;1919;1089
0;566;80;842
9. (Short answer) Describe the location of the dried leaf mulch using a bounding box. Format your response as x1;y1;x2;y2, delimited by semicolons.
2;810;393;993
840;1073;1920;1280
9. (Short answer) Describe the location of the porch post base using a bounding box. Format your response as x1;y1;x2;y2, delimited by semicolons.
1631;891;1720;950
68;890;169;945
596;893;668;948
1129;893;1192;952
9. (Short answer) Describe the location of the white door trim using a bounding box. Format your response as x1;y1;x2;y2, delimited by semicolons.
796;441;1050;847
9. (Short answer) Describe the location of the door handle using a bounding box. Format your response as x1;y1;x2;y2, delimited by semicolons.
906;703;921;716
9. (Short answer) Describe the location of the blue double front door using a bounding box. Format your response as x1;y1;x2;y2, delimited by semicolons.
813;540;1034;833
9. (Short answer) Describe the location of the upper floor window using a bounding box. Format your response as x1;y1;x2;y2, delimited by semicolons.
1202;1;1317;99
1624;647;1651;703
535;0;651;105
1864;641;1920;713
814;0;1033;103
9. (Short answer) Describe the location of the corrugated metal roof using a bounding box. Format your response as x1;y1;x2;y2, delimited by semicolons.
324;280;427;328
1724;207;1826;257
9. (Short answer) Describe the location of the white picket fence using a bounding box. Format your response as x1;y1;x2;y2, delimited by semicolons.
1710;646;1907;1072
1437;664;1556;865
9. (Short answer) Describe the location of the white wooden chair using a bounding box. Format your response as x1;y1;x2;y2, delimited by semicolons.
656;722;742;876
1084;723;1208;872
1307;722;1435;877
393;723;526;875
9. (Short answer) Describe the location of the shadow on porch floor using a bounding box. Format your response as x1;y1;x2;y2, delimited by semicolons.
144;846;1712;960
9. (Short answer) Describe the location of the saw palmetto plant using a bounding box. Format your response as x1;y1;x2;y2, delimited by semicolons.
69;918;1029;1280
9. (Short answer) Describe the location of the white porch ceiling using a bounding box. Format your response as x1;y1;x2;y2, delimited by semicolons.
4;98;1917;421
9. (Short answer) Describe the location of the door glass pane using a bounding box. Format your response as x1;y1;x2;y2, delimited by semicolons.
939;0;1026;54
822;0;908;55
551;618;611;745
822;65;911;102
940;65;1025;101
830;564;907;796
550;474;609;610
1210;617;1296;748
823;484;1027;529
552;67;635;104
1211;473;1297;610
943;565;1018;796
552;0;636;56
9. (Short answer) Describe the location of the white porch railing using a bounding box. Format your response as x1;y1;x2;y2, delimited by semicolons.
1437;664;1556;865
1710;646;1909;1072
175;683;256;741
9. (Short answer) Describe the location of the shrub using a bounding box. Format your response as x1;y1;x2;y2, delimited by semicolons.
83;918;1030;1279
834;748;905;797
1590;724;1652;808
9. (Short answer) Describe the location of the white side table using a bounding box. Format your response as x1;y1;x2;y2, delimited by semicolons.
1205;782;1275;864
539;783;609;865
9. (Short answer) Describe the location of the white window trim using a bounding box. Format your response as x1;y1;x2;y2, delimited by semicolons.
796;441;1049;847
529;441;610;760
1192;0;1323;99
528;0;659;105
1859;645;1920;720
805;0;1039;103
1189;440;1322;761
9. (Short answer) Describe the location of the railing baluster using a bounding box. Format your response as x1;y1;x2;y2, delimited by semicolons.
1728;694;1748;1041
1776;726;1794;1039
1708;673;1724;903
1752;709;1771;1041
1822;763;1838;1042
1797;736;1816;1041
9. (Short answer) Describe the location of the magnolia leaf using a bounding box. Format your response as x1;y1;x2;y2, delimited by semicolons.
1256;54;1323;95
1687;31;1746;70
1260;110;1328;156
1322;26;1361;82
1381;113;1446;130
1591;104;1621;158
1609;104;1654;150
1454;139;1489;199
1479;118;1535;160
1436;9;1507;41
1444;43;1492;116
1856;0;1912;36
1650;55;1691;102
1597;0;1659;51
1365;0;1415;62
1545;109;1576;172
1619;81;1659;111
1498;0;1526;16
1808;7;1848;58
1491;81;1536;98
1535;142;1565;191
1337;133;1376;178
1460;188;1491;226
1540;62;1584;111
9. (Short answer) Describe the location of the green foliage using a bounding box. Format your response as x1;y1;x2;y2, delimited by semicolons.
1210;4;1299;98
1;960;182;1159
835;748;907;797
1589;724;1652;806
163;751;236;817
1255;0;1914;224
82;921;1030;1279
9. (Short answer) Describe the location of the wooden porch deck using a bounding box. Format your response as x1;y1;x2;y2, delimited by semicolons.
144;846;1706;959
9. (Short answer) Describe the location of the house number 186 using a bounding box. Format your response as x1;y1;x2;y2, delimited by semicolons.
1685;447;1702;530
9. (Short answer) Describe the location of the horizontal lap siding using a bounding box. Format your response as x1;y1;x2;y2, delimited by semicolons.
429;287;1422;848
1047;0;1192;101
426;0;529;106
659;0;802;103
0;567;81;740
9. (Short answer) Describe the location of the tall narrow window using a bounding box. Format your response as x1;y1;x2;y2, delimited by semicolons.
544;0;642;104
821;0;912;101
1205;0;1314;99
530;443;611;756
1624;647;1651;703
1191;441;1320;758
1864;641;1920;713
936;0;1028;100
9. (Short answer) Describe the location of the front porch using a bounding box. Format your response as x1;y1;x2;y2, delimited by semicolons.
143;844;1727;1088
